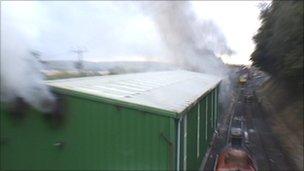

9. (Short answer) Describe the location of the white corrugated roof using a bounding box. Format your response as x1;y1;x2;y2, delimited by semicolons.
45;70;221;114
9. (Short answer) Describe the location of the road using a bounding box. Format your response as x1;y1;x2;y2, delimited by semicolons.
202;69;295;171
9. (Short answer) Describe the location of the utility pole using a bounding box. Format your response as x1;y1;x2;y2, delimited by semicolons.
72;47;87;72
30;50;42;61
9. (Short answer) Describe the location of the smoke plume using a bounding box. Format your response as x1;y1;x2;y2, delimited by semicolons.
141;1;234;108
0;15;56;113
1;1;234;112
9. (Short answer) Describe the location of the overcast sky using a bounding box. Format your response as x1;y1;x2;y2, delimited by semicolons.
1;1;270;65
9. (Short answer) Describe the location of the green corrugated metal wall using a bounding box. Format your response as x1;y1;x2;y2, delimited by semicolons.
179;85;220;171
1;94;175;171
1;85;220;171
200;97;208;158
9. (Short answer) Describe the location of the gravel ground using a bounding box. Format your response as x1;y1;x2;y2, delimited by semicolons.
201;69;295;171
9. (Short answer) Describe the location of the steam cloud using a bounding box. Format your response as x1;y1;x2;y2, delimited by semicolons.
1;1;234;112
0;17;55;113
141;1;234;108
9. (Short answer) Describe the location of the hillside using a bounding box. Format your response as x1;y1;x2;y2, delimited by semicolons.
256;78;303;170
250;2;303;168
42;60;177;73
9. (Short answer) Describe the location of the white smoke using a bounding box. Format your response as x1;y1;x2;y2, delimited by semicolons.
140;1;234;108
0;14;56;113
1;1;234;112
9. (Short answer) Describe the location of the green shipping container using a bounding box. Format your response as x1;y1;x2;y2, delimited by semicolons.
0;70;221;171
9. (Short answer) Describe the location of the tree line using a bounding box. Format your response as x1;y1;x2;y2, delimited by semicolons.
251;1;303;91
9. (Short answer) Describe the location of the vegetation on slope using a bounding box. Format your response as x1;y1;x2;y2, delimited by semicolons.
252;2;303;169
251;1;303;92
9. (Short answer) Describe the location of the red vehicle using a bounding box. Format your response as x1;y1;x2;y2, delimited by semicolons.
215;147;257;171
215;128;258;171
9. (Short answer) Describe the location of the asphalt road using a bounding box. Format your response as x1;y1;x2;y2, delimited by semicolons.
202;70;295;171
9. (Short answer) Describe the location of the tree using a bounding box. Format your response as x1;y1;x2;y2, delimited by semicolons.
251;1;303;90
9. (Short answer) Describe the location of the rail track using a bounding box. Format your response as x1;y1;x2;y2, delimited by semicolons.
202;69;295;171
